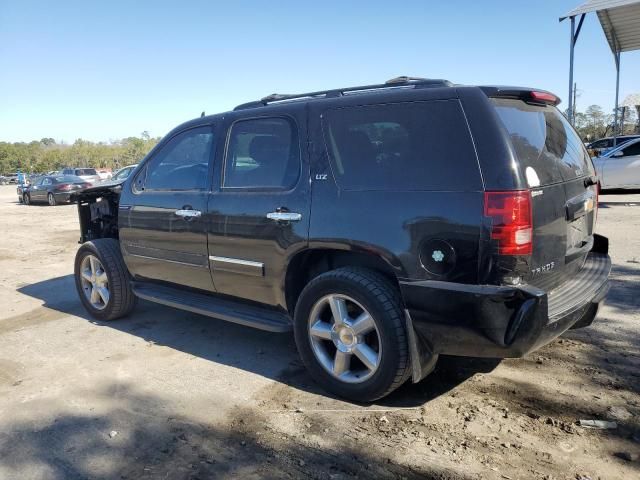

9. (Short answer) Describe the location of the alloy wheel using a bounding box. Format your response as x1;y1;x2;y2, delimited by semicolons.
308;294;381;383
79;254;110;310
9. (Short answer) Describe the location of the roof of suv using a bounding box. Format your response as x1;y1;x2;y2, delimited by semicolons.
233;76;454;111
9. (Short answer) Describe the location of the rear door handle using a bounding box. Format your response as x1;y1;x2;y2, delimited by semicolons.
175;209;202;218
266;211;302;222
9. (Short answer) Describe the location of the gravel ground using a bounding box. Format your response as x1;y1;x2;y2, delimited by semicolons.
0;184;638;480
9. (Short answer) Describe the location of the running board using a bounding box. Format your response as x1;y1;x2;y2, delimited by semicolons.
131;283;292;333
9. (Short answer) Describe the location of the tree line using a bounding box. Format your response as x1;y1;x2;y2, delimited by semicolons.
0;132;160;174
570;104;639;141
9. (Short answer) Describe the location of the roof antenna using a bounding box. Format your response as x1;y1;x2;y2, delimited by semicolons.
201;111;205;118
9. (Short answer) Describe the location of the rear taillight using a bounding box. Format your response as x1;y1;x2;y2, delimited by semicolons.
57;183;72;191
484;190;533;255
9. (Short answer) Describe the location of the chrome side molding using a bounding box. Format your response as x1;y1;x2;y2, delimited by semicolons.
209;255;264;277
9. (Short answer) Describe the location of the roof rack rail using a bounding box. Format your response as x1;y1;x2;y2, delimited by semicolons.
233;76;452;111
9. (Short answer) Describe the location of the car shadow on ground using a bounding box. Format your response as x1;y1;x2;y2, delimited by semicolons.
0;384;475;480
17;274;500;408
0;380;471;480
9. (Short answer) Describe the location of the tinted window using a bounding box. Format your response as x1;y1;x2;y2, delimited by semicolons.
621;141;640;157
142;127;213;191
75;168;97;176
492;98;593;185
224;118;299;189
321;100;481;191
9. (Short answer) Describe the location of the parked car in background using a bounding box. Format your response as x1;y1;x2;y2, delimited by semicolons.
0;176;9;185
587;135;640;157
5;173;19;184
72;77;610;402
61;168;101;185
593;137;640;190
110;164;138;182
97;168;112;181
22;175;91;206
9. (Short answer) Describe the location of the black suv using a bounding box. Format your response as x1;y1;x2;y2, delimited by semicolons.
73;77;611;401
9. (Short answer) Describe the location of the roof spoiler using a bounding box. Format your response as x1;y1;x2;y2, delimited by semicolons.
480;86;561;106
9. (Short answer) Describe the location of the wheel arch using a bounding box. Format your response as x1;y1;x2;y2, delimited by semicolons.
284;246;405;315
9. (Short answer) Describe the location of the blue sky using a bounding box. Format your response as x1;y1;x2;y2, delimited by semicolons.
1;0;638;143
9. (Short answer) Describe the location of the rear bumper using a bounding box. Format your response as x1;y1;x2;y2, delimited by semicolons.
53;192;72;202
400;238;611;360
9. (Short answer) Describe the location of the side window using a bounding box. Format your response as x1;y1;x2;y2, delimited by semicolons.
322;100;481;191
621;142;640;157
223;117;300;189
140;126;214;191
42;178;52;186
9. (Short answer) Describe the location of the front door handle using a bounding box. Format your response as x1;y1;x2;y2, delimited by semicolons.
175;209;202;218
266;211;302;222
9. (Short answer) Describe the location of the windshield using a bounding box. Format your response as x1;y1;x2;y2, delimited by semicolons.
492;98;594;186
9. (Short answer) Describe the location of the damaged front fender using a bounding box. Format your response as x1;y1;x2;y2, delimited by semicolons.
72;181;124;243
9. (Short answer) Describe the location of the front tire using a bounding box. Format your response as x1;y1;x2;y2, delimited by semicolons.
23;193;30;205
74;239;136;321
48;192;56;206
294;267;410;402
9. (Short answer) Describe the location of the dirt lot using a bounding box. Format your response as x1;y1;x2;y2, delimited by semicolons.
0;184;638;480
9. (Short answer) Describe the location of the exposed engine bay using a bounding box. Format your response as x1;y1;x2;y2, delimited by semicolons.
72;183;122;243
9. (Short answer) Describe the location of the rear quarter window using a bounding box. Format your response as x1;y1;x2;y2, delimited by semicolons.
491;98;593;186
321;100;481;191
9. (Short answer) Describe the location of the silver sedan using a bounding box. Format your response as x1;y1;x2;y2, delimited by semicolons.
593;138;640;189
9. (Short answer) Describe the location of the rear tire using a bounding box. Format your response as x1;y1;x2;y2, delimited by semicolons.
74;239;136;321
48;192;56;206
294;267;410;402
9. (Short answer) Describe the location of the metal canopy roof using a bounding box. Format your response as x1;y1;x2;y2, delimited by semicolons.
561;0;640;53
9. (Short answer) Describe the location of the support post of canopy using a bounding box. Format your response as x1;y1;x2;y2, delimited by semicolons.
567;14;585;125
568;16;576;124
613;51;621;147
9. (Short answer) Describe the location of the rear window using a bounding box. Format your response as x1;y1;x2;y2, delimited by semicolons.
54;175;84;183
75;168;97;176
321;100;481;191
492;98;593;186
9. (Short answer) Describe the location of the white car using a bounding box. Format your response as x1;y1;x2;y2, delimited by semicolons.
61;168;101;185
96;169;112;181
593;138;640;189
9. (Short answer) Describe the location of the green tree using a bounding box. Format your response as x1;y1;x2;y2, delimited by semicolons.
0;134;160;174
